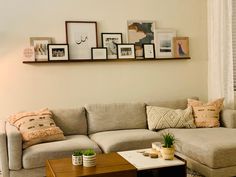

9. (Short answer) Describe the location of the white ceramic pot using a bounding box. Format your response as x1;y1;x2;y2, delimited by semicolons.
83;154;96;167
72;155;83;165
161;147;175;160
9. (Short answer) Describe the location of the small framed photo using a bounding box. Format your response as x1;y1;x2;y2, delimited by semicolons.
143;44;155;59
48;44;69;61
173;37;189;57
66;21;98;60
91;47;108;60
127;20;156;58
117;44;136;59
30;37;52;61
101;33;123;59
155;29;176;58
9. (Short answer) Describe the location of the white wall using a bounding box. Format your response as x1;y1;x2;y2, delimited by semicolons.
0;0;208;118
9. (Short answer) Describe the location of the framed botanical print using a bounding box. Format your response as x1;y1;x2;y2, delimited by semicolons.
66;21;98;60
127;20;156;58
101;33;123;59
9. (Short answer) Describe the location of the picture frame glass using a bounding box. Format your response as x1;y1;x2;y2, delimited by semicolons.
144;44;155;59
127;20;156;58
48;45;69;61
66;22;97;60
155;29;176;58
102;33;122;59
118;45;135;59
92;48;107;60
30;37;52;61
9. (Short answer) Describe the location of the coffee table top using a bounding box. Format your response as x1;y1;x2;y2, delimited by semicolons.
46;153;136;177
118;148;185;171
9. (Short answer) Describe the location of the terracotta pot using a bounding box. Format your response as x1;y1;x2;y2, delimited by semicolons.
72;155;83;165
161;147;175;160
83;154;96;167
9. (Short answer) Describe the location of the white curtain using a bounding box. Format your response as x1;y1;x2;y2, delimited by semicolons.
208;0;234;108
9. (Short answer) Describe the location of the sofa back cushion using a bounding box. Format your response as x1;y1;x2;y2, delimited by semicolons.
146;97;199;109
85;103;147;134
51;107;87;135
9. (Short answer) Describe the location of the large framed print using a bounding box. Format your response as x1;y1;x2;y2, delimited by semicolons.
101;33;123;59
48;44;69;61
66;21;98;60
30;37;52;61
127;20;156;58
155;29;176;58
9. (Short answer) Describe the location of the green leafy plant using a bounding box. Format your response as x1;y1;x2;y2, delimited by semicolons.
162;132;175;148
73;150;83;156
83;149;95;156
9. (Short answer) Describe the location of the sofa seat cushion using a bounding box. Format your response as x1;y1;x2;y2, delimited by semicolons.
89;129;162;153
23;135;102;169
168;128;236;168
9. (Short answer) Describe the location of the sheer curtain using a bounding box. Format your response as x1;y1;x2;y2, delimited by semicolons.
208;0;234;108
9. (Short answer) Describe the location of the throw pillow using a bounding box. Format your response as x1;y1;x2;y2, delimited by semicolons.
146;106;196;130
8;108;65;149
187;98;224;128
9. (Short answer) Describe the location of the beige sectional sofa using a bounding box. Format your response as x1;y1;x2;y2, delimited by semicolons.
0;98;236;177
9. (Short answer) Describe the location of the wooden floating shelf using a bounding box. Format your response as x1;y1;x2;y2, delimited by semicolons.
22;57;191;64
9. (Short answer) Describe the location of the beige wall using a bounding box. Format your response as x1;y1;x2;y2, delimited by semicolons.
0;0;208;118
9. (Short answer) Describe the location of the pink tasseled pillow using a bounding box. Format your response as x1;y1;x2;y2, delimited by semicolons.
188;98;224;128
8;108;65;149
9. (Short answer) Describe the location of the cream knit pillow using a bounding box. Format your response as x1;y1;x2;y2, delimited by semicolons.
8;108;65;149
188;98;224;128
146;106;196;130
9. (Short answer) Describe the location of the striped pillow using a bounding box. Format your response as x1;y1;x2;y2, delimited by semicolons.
188;98;224;128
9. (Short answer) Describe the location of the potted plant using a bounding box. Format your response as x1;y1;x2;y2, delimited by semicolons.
83;149;96;167
72;150;83;165
161;132;175;160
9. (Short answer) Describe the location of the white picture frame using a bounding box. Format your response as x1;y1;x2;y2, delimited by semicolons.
66;21;98;60
155;29;176;58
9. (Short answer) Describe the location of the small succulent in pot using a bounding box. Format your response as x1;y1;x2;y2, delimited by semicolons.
161;132;175;160
83;149;96;167
72;150;83;165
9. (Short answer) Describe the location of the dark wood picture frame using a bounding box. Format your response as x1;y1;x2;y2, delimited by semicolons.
48;44;69;61
101;33;123;59
91;47;108;60
65;21;98;60
117;44;136;59
143;43;156;59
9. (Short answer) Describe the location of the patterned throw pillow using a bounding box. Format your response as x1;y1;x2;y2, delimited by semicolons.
8;108;65;149
187;98;224;128
146;106;196;130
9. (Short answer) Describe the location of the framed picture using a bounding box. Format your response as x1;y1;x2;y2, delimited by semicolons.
173;37;189;57
48;44;69;61
155;29;176;58
101;33;123;59
30;37;52;61
143;44;155;59
127;20;156;58
117;44;136;59
23;47;35;61
91;47;108;60
65;21;98;60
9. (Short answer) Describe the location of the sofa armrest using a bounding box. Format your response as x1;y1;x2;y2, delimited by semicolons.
6;122;22;170
0;120;10;177
221;109;236;128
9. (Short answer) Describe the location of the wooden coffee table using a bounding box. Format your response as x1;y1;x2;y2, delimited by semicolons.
46;152;137;177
